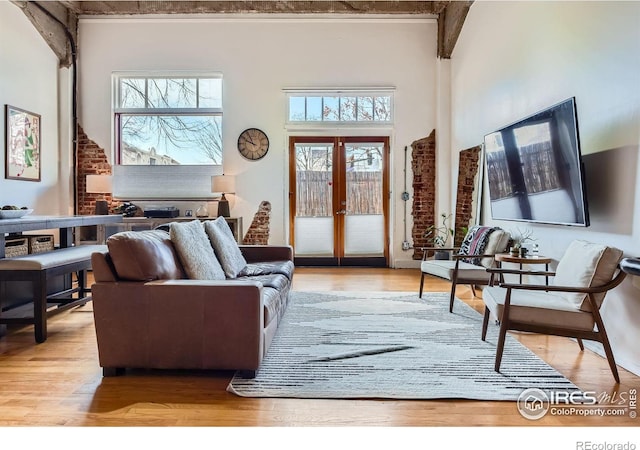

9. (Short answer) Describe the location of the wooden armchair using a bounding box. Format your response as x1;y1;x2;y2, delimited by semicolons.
481;240;626;382
419;226;510;312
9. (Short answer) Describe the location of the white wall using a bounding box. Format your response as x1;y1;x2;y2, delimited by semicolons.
0;2;64;216
451;1;640;375
78;15;438;266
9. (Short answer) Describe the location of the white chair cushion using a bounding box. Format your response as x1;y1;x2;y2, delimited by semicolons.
554;240;623;311
421;259;492;282
483;286;595;331
480;229;511;268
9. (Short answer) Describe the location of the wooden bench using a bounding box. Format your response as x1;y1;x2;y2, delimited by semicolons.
0;245;106;343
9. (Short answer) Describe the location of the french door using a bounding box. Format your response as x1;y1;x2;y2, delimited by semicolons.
289;136;389;266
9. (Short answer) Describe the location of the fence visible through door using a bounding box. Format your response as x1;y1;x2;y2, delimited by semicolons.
289;136;389;266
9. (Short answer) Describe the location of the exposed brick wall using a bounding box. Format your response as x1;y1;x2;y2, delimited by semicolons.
411;130;436;260
453;145;481;247
77;125;112;215
242;201;271;245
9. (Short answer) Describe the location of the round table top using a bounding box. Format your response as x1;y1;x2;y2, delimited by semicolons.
495;253;552;264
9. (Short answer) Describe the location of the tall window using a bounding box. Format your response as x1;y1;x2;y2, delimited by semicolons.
286;90;393;125
113;73;223;165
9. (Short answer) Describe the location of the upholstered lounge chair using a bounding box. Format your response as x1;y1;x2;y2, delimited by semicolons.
481;240;626;382
419;226;510;313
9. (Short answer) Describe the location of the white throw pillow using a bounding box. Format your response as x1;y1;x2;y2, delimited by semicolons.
170;220;225;280
204;217;247;279
553;240;622;311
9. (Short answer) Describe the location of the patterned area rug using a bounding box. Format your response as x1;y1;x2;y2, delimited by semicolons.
227;291;581;400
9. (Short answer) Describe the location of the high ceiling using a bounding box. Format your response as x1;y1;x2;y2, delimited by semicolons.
13;1;472;64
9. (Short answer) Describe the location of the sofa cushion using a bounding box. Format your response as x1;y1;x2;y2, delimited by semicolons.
170;220;225;280
107;230;184;281
238;260;295;281
235;274;290;292
553;240;623;311
204;217;247;279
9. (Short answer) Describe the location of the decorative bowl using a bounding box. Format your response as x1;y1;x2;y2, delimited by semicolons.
0;209;34;219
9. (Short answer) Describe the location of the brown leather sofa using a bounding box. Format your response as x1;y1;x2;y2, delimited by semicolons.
90;229;294;378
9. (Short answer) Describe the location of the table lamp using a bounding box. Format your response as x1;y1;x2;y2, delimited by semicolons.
211;175;235;218
86;174;112;215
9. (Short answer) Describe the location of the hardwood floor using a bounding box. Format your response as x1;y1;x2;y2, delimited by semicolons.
0;267;638;431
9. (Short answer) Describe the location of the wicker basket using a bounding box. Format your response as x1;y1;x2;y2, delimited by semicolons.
5;237;29;257
28;234;55;254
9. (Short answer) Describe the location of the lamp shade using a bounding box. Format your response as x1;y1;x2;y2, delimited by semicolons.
211;175;236;194
86;174;113;194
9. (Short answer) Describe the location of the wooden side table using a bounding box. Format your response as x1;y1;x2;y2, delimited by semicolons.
495;253;553;284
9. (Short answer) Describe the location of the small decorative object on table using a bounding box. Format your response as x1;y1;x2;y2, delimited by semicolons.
196;204;208;218
509;227;536;257
113;202;138;217
531;243;540;257
0;206;33;219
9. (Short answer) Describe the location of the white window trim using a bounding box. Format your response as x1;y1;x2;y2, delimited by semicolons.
110;71;224;200
283;87;395;127
112;71;223;112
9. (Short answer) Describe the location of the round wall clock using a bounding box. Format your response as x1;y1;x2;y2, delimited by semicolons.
237;128;269;161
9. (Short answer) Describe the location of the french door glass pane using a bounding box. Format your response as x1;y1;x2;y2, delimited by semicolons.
344;143;384;256
294;143;334;256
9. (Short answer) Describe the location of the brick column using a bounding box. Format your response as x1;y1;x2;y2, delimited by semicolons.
411;130;436;260
77;125;112;215
242;201;271;245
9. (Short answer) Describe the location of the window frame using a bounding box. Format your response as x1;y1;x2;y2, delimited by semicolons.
112;72;223;166
284;88;395;127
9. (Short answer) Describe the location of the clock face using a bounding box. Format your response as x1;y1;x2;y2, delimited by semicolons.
238;128;269;161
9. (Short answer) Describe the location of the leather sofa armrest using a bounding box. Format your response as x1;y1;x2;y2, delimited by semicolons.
239;245;293;263
91;251;118;282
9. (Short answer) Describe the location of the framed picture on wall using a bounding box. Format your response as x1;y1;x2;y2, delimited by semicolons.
5;104;41;182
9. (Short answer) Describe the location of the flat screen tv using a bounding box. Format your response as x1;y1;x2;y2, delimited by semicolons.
484;97;590;226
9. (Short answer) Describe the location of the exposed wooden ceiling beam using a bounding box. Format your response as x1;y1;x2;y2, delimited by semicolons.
438;1;472;58
11;1;78;67
59;1;444;15
14;1;471;65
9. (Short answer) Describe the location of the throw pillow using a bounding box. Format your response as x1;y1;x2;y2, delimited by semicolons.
204;217;247;278
170;220;225;280
458;226;496;265
107;229;185;281
554;240;623;311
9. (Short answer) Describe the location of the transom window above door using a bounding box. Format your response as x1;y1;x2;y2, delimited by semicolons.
285;89;394;125
113;73;223;165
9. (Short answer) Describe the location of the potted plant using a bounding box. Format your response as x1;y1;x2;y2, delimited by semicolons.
509;227;536;256
424;213;455;260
